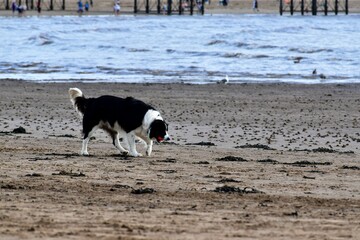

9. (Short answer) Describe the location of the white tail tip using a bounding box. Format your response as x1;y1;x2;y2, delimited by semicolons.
69;88;83;106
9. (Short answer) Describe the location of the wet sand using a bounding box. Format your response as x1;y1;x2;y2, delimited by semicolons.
0;80;359;239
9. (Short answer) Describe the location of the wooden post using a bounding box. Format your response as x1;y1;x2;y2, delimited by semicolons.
190;0;194;15
335;0;338;15
324;0;328;15
146;0;149;13
167;0;172;15
179;0;182;15
134;0;137;13
157;0;161;14
62;0;65;10
345;0;348;14
290;0;294;15
301;0;304;15
201;0;205;15
279;0;283;15
30;0;34;9
50;0;53;10
6;0;9;10
312;0;317;15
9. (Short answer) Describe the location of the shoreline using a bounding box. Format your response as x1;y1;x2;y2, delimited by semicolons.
2;77;360;85
1;9;359;16
0;10;282;16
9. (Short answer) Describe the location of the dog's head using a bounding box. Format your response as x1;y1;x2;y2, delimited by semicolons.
149;120;170;143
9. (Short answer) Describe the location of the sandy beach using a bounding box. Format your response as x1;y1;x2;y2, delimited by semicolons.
0;80;359;239
1;0;360;15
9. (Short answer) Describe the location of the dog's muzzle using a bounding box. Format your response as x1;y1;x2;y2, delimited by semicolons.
157;134;170;143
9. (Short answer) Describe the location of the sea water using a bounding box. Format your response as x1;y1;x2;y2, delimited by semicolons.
0;14;359;84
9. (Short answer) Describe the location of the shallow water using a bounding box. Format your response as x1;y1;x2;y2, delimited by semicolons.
0;14;359;84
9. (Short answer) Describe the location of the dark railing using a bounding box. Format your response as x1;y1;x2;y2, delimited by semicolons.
280;0;348;15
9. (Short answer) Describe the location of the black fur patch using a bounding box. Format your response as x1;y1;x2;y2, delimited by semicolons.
77;95;155;138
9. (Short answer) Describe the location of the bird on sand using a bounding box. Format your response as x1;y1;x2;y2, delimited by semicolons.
217;75;229;84
312;69;317;75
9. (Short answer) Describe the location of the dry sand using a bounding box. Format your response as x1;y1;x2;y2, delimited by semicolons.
1;0;360;15
0;80;359;239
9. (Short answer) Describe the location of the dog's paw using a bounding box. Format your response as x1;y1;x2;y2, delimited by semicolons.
130;152;142;157
135;152;143;157
146;146;152;156
120;150;129;156
81;151;89;156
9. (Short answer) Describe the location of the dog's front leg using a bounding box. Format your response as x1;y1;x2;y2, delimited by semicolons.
126;132;142;157
136;135;152;156
145;140;153;156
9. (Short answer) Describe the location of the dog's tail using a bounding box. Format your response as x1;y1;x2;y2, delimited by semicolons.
69;88;87;115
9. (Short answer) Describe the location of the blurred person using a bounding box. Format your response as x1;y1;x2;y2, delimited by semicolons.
253;0;259;11
114;1;120;15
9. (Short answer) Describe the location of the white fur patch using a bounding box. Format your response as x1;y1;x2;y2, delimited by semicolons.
143;109;163;130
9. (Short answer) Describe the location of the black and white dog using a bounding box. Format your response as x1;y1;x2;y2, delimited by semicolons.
69;88;170;157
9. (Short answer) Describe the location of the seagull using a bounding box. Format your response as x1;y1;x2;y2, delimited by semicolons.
293;57;303;64
312;69;317;75
217;75;229;84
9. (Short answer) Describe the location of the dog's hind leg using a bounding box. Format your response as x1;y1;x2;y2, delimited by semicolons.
81;126;98;155
81;138;90;155
113;132;129;156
